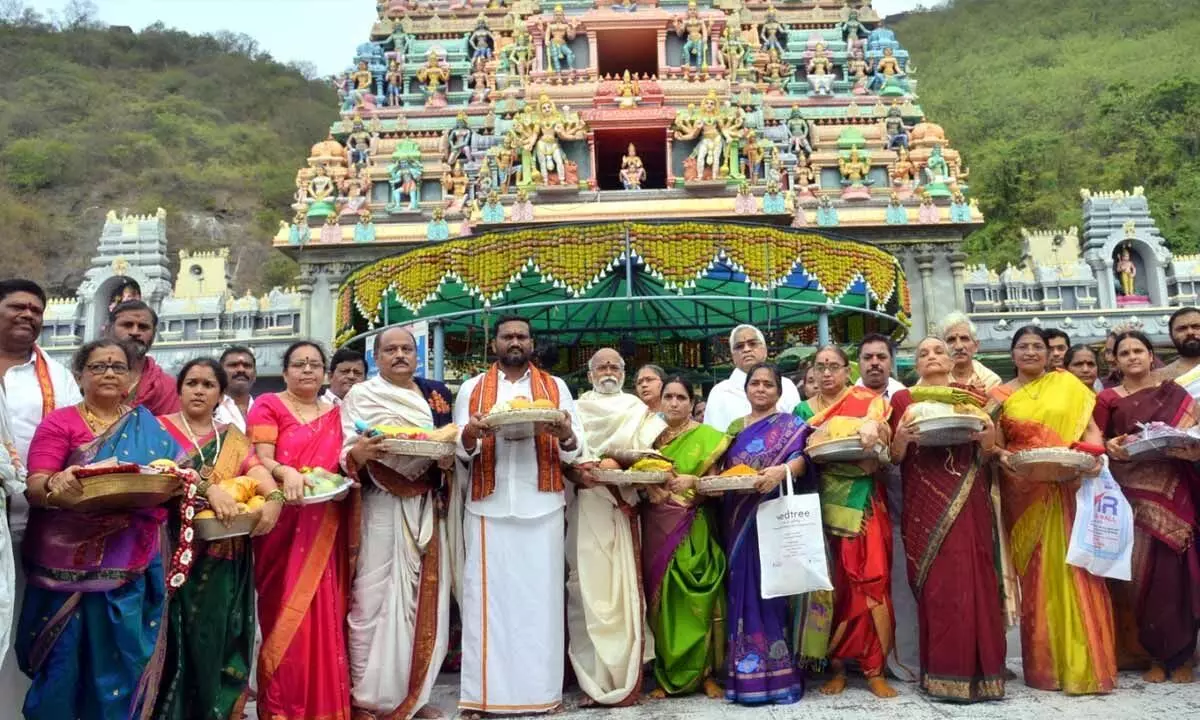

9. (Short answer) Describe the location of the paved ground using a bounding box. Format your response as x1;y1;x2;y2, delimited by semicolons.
415;665;1200;720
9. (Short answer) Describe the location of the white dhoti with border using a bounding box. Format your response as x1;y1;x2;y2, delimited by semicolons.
459;509;564;715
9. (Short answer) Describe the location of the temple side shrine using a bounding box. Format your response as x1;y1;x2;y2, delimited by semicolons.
276;0;985;379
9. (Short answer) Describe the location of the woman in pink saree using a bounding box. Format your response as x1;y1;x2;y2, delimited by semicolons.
248;341;358;720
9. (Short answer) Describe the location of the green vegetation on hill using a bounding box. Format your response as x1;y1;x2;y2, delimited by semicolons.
895;0;1200;269
0;13;337;295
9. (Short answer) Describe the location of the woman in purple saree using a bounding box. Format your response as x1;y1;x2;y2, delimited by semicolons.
716;363;810;705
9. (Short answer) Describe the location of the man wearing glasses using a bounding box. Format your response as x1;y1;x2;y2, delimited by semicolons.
702;324;800;432
106;299;180;415
0;279;80;701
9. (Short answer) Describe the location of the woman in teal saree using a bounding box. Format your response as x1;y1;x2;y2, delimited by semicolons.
641;377;730;698
18;339;191;720
153;358;282;720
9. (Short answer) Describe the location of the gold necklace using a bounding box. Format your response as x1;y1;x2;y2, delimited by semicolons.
658;419;695;447
179;414;220;479
80;402;124;434
284;391;320;424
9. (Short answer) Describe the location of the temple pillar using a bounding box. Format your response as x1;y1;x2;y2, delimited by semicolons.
588;31;598;72
1088;256;1116;310
817;307;830;346
586;131;597;190
916;249;937;336
949;251;968;312
657;30;667;73
433;322;446;381
665;127;675;186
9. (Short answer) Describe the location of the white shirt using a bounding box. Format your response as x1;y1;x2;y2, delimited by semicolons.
702;368;800;432
454;367;583;520
2;347;81;540
856;376;907;400
213;394;254;433
321;389;344;407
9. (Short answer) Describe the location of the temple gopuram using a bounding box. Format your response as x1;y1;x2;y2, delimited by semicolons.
276;0;983;380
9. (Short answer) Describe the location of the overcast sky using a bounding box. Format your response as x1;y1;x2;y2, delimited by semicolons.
30;0;928;75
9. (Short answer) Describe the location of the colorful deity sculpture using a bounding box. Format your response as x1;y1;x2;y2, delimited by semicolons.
385;60;404;106
306;165;337;217
786;106;815;158
543;5;579;74
671;90;745;182
733;181;757;214
427;207;450;241
487;135;519;192
354;210;376;242
620;144;646;189
870;47;907;93
442;112;475;167
917;190;940;223
673;1;709;70
949;189;972;223
351;60;374;99
387;139;423;213
288;206;311;245
806;43;835;96
888;146;918;196
469;57;494;104
415;49;450;106
761;49;793;95
838;10;870;49
340;166;370;216
719;24;752;78
1115;244;1138;296
616;70;641;108
508;94;588;186
441;162;471;214
510;188;535;221
346;117;373;170
885;191;908;224
816;193;839;226
792;154;820;197
923;143;953;197
481;191;506;223
500;28;534;83
763;180;787;214
741;131;765;183
846;47;871;95
467;13;495;61
838;145;874;200
760;5;787;55
883;105;911;150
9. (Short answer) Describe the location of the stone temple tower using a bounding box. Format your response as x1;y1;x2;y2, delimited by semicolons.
74;208;174;338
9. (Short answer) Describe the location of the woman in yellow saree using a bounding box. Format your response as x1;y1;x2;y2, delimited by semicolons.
991;326;1117;695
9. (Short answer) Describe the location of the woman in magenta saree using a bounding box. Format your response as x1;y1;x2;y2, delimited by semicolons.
716;364;809;705
17;339;189;720
1095;330;1200;683
248;341;357;720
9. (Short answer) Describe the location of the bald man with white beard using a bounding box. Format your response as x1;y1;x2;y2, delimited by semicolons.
567;348;665;706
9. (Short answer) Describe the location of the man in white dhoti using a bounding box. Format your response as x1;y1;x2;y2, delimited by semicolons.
703;324;800;432
455;316;584;717
567;348;664;706
342;327;455;719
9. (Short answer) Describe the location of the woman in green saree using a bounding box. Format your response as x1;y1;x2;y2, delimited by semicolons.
641;376;730;698
153;358;283;719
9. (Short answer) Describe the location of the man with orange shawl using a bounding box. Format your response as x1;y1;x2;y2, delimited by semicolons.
795;343;896;698
454;316;584;717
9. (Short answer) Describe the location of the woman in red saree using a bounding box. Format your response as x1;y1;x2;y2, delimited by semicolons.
1095;330;1200;684
248;341;357;720
889;338;1006;702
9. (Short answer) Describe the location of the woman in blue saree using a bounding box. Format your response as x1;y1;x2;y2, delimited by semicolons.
716;363;810;705
17;339;190;720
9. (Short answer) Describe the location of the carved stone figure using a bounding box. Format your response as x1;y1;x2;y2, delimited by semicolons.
719;25;752;78
442;112;475;167
838;145;874;200
415;49;450;106
615;70;641;108
673;1;709;69
806;43;835;96
671;90;744;182
467;13;495;61
543;5;580;73
786;106;815;158
1115;245;1137;296
883;105;911;150
508;94;589;186
759;4;786;55
620;143;646;190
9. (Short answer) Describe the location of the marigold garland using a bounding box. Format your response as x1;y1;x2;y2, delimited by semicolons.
336;222;911;336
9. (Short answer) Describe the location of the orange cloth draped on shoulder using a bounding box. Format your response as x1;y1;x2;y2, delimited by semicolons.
468;363;562;500
990;370;1116;695
249;393;357;720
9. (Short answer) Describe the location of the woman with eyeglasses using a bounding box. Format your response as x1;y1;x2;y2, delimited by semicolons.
888;338;1006;702
1094;330;1200;684
152;358;283;719
793;345;897;699
247;341;355;719
990;326;1116;695
17;339;191;719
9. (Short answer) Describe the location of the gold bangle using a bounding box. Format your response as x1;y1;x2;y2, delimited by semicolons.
265;489;286;504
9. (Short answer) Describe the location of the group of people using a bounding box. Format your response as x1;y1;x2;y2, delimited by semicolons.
0;272;1198;720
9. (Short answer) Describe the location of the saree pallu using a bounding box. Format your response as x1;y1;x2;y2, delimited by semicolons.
641;424;729;695
719;414;808;705
17;406;185;720
795;390;893;678
1094;382;1200;672
248;394;355;720
153;424;258;720
992;370;1116;694
891;389;1005;702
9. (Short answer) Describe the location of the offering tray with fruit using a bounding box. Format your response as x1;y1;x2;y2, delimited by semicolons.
593;456;672;486
193;474;269;539
698;465;764;494
484;397;564;428
902;387;990;448
603;449;669;468
358;421;460;459
298;467;354;504
55;460;183;512
807;438;888;464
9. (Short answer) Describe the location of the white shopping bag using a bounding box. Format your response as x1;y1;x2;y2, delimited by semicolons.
1066;457;1133;581
756;467;833;598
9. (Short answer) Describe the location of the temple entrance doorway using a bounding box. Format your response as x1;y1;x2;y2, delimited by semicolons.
595;128;665;191
595;28;657;77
